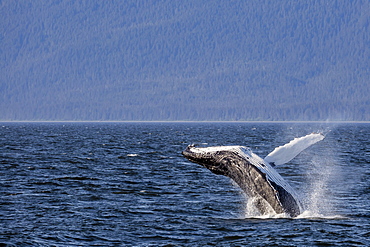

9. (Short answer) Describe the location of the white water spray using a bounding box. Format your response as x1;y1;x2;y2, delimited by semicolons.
242;129;343;219
299;152;342;218
243;196;290;219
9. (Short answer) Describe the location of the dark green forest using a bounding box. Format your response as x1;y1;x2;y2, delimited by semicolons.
1;0;369;121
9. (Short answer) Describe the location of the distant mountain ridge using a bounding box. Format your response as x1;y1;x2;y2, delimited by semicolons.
1;0;369;121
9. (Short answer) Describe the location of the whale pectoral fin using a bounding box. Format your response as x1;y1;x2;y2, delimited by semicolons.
264;133;325;166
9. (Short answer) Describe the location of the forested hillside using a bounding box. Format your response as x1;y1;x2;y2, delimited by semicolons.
1;0;369;121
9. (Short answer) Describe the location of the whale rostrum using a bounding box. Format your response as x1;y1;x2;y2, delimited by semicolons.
182;133;325;217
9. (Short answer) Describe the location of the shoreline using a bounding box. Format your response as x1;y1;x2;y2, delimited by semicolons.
1;120;369;124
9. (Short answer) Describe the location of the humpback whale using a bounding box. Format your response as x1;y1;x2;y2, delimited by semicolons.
182;133;325;217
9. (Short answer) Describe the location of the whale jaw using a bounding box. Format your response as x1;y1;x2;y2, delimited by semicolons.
181;145;239;175
182;145;301;217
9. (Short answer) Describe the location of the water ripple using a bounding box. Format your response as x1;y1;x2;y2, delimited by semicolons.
0;122;369;246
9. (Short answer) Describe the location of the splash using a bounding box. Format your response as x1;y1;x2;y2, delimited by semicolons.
295;210;346;219
301;152;342;218
243;156;342;219
242;196;290;219
242;127;343;219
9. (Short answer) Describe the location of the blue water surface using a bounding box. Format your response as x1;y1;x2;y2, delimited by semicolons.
0;122;369;246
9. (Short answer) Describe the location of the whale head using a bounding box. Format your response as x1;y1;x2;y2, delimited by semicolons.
182;144;253;176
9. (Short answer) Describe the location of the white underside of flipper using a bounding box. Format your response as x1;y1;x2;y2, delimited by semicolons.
264;133;325;166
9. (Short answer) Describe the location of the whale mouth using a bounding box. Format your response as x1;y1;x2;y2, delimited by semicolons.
182;145;224;173
182;145;210;162
182;144;250;176
183;144;252;158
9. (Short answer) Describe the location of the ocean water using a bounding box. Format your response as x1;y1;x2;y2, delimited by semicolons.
0;122;369;246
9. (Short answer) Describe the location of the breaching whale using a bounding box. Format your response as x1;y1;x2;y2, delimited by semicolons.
182;133;325;217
